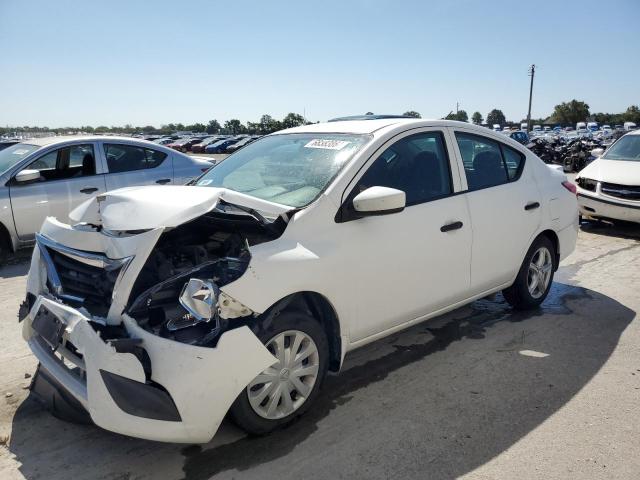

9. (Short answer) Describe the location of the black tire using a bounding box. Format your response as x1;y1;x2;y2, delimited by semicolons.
503;235;556;310
0;231;10;264
230;309;329;435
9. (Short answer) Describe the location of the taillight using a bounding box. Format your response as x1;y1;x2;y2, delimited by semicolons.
562;181;577;194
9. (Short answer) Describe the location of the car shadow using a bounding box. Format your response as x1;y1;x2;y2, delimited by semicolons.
0;249;32;278
580;219;640;240
7;283;635;480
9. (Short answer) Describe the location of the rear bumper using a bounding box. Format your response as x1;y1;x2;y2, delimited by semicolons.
23;295;276;443
578;193;640;223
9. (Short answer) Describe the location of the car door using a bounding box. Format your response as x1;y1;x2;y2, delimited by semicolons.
9;143;106;240
335;128;472;341
101;142;174;191
450;128;542;294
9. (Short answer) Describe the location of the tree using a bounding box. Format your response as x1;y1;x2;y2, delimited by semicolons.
365;112;374;115
206;119;221;134
186;123;206;132
486;109;506;127
472;111;483;124
549;100;590;125
224;119;244;135
623;105;640;124
402;111;421;118
445;110;468;122
258;114;281;134
281;112;306;129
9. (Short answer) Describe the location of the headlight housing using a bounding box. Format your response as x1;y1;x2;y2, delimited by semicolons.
577;177;597;192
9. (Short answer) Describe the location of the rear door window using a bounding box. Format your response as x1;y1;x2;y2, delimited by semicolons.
455;132;525;190
104;144;168;173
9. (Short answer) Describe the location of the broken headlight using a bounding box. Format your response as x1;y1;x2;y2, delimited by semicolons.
127;259;247;346
577;177;597;192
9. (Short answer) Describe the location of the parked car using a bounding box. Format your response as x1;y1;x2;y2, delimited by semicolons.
0;140;20;151
624;122;637;131
0;136;212;259
21;119;578;443
191;136;225;153
576;130;640;223
508;130;529;145
224;136;254;153
165;138;193;151
205;138;240;153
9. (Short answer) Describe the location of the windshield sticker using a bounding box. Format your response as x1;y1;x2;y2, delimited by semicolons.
304;139;350;150
198;179;213;186
12;149;30;155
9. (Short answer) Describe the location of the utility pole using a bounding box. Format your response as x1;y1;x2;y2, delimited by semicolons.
456;102;459;114
526;64;535;131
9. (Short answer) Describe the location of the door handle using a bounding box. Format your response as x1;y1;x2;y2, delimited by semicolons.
524;202;540;211
80;187;99;194
155;178;171;185
440;221;463;232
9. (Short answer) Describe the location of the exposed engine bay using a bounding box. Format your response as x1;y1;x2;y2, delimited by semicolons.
125;210;285;347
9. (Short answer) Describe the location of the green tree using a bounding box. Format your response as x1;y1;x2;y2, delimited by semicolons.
281;112;306;129
486;109;506;127
365;111;374;115
550;100;590;125
445;110;468;122
472;111;483;124
402;110;421;118
186;123;206;132
206;119;221;134
224;119;245;135
623;105;640;124
259;114;281;134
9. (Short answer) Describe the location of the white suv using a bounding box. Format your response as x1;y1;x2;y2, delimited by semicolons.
21;118;578;443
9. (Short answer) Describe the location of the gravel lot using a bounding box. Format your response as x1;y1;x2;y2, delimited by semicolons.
0;221;638;480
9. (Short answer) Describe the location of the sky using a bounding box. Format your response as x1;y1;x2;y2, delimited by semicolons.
1;0;638;127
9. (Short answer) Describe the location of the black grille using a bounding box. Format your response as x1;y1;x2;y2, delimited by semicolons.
47;248;121;317
601;182;640;201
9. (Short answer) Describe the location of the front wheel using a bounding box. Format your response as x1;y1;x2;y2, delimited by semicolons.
230;310;328;435
503;235;556;310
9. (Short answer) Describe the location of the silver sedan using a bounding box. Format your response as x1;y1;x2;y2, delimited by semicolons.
0;136;213;259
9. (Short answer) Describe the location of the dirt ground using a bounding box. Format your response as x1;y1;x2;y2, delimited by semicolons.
0;221;638;480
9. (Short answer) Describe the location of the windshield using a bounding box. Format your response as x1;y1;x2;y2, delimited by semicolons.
602;135;640;162
196;133;370;207
0;143;40;175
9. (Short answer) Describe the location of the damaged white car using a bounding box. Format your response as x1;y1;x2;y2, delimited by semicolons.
20;118;578;443
576;129;640;223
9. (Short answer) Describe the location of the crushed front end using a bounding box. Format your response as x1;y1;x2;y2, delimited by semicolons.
21;190;287;443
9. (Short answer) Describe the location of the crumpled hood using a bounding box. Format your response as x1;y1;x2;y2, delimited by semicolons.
578;158;640;185
69;185;292;231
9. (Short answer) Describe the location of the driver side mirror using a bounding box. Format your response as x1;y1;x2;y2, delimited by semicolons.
14;169;41;183
352;186;406;217
590;148;604;158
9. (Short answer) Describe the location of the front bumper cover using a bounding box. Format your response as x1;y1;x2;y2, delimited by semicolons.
23;295;276;443
578;192;640;223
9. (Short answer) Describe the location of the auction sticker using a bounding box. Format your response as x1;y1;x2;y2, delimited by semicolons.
304;139;350;150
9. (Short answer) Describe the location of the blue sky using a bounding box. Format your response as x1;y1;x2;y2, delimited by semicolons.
1;0;638;127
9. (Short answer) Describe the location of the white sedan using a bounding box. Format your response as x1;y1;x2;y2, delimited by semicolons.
21;118;578;442
576;129;640;223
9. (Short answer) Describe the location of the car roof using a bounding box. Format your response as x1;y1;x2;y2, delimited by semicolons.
17;135;160;147
277;118;488;135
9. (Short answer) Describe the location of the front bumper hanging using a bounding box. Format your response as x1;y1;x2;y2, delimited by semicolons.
23;295;276;443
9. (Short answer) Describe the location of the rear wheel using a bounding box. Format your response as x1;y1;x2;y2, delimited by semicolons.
230;310;328;435
503;235;556;310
